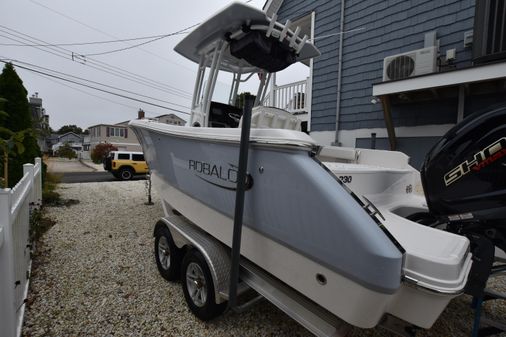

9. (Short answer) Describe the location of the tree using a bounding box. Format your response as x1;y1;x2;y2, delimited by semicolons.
235;92;256;110
56;124;83;134
56;142;77;160
0;63;41;187
0;127;30;188
91;143;117;164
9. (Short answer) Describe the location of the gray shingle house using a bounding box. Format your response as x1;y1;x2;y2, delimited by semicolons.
265;0;506;167
51;132;83;154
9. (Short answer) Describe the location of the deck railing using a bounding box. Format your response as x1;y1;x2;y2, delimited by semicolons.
263;78;311;115
0;158;42;337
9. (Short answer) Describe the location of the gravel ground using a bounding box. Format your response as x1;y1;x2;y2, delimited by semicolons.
22;181;505;337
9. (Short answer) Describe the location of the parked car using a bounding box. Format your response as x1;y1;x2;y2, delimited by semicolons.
103;151;149;180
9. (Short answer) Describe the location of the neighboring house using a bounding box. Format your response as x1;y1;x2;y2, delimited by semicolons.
88;122;140;152
87;110;187;153
155;113;186;126
52;132;83;154
45;134;59;152
28;93;51;152
267;0;506;167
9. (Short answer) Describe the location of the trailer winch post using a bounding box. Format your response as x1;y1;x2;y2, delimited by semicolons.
229;94;254;309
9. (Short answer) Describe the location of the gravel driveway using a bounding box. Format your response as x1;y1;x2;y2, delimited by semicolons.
22;181;505;337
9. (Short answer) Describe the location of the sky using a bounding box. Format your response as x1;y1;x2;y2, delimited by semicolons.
0;0;309;130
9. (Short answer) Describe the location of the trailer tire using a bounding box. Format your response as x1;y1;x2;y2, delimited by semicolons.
181;249;226;321
154;226;181;281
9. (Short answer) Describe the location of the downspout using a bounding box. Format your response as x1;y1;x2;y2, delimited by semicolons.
334;0;345;145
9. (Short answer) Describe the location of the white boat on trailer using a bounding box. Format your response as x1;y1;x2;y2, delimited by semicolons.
129;2;481;336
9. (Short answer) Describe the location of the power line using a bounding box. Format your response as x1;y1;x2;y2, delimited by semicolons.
0;53;163;120
0;27;193;99
0;30;187;99
2;58;191;110
28;0;196;72
34;73;163;120
35;71;142;110
82;23;200;57
0;28;192;98
0;25;193;98
0;60;191;115
0;32;188;47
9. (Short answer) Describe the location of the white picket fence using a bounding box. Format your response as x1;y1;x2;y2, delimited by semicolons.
0;157;42;337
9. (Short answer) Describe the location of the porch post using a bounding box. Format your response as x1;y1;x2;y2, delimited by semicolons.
380;95;397;150
457;85;465;122
306;76;312;132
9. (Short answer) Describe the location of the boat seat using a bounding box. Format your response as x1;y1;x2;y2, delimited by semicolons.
239;106;301;131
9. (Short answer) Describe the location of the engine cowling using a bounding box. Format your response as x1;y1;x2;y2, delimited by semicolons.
421;105;506;223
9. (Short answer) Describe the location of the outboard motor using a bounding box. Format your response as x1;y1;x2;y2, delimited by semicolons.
421;105;506;295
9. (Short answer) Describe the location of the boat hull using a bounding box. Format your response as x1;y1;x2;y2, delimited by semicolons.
131;120;469;329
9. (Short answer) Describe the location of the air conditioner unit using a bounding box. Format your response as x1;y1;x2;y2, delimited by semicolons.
382;46;438;81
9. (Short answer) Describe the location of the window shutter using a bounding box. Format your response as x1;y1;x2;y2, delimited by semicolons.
124;128;128;138
106;127;110;137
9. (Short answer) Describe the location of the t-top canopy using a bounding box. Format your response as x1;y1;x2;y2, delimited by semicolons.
174;2;320;73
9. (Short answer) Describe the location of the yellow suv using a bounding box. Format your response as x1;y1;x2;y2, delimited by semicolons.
103;151;149;180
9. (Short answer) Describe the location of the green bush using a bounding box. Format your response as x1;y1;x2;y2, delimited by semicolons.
56;142;77;160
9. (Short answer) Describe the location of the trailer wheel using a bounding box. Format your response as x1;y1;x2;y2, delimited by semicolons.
154;226;181;281
181;249;226;321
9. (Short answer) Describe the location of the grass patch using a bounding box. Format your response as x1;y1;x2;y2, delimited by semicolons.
43;172;61;192
42;172;79;207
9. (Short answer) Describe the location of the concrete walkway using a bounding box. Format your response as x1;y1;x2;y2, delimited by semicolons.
79;159;105;172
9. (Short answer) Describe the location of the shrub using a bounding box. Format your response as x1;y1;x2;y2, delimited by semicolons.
56;142;77;160
91;143;117;164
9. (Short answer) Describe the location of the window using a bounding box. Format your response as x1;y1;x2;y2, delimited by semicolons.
118;153;129;160
107;127;127;138
132;154;145;161
474;0;506;63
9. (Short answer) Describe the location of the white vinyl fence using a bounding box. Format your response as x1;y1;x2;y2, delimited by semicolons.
0;158;42;337
263;77;311;115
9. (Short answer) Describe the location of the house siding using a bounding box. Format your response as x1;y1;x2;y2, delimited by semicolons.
277;0;341;132
88;124;142;152
277;0;476;132
59;133;82;144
